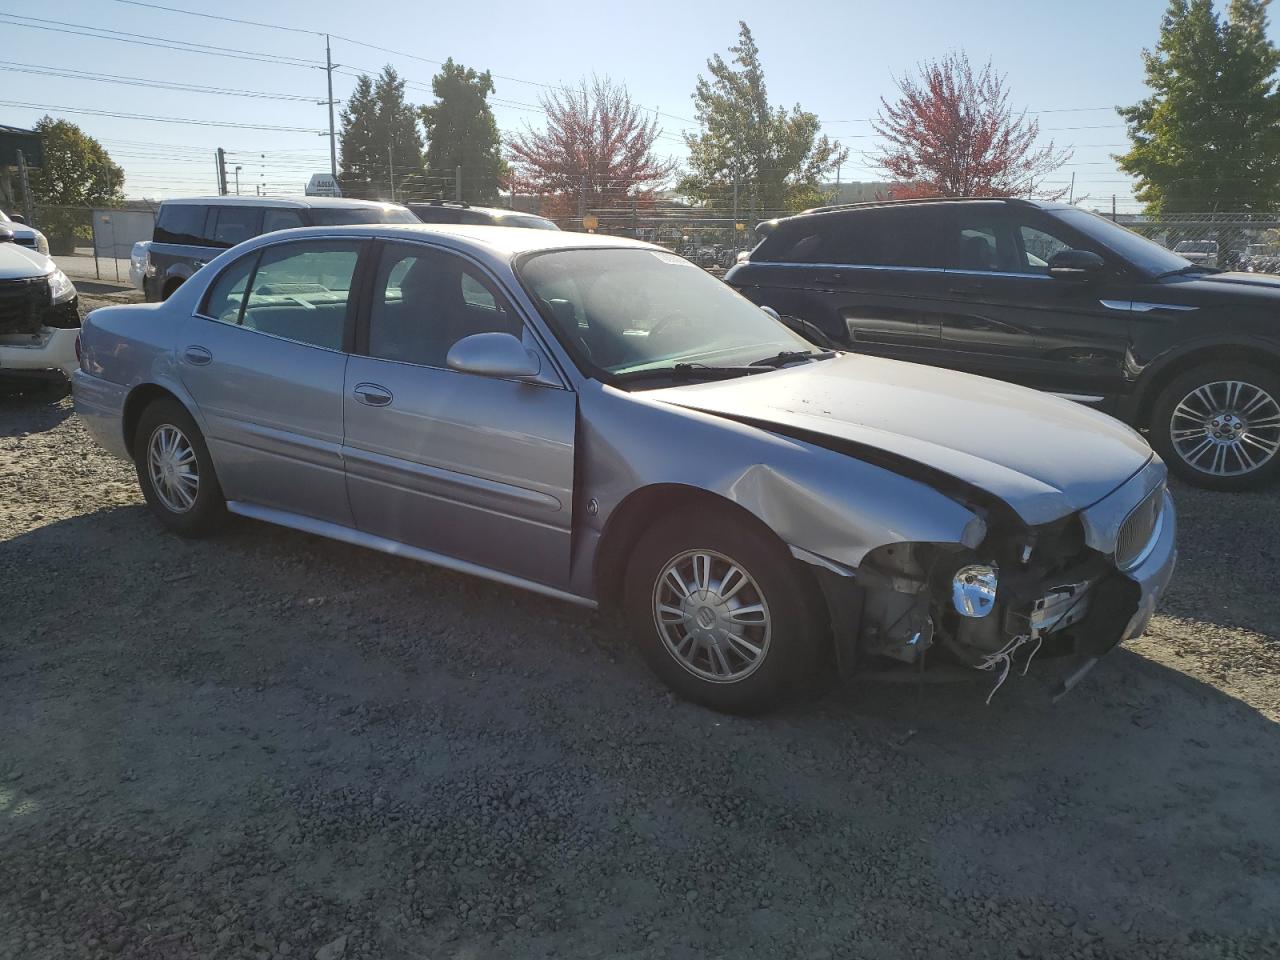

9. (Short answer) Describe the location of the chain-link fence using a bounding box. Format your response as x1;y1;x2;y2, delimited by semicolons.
20;204;157;284
1108;211;1280;272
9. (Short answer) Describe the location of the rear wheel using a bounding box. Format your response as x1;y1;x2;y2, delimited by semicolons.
134;399;226;536
1150;362;1280;490
623;506;826;714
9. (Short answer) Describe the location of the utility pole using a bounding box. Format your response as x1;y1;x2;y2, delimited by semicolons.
215;148;228;195
732;176;739;254
1068;172;1075;205
455;165;462;203
1112;195;1117;222
15;149;33;227
235;165;242;196
325;35;338;181
388;147;396;202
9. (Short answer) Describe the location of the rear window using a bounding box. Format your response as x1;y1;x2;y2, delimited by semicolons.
154;204;210;246
752;208;940;268
308;206;418;226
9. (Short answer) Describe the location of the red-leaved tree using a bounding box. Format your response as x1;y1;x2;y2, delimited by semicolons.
873;53;1069;198
507;77;675;218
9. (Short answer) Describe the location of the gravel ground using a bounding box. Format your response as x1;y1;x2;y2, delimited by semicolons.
1;294;1277;959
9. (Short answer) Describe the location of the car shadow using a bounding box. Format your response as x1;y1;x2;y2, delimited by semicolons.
0;384;73;435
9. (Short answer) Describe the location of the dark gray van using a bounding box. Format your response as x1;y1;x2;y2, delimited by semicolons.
142;197;419;301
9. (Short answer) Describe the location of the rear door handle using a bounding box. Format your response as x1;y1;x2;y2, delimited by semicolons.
183;345;212;365
353;383;393;407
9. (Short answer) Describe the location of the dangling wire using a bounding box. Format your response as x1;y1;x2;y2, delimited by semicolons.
976;633;1033;705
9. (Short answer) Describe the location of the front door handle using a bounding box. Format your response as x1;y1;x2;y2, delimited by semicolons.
353;383;393;407
183;345;212;365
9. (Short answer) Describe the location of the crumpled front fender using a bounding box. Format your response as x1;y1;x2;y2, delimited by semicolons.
572;382;986;598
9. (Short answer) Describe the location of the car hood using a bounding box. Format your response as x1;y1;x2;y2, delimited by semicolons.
0;242;54;280
645;354;1153;526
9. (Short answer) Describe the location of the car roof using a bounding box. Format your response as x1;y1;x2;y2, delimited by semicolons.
408;200;552;219
239;222;657;257
159;196;408;211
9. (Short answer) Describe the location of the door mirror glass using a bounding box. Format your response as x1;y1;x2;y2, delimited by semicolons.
447;332;541;380
1048;249;1107;281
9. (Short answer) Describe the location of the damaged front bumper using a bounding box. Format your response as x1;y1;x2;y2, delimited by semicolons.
808;458;1177;702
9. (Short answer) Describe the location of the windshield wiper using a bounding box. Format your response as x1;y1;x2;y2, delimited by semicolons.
610;363;768;384
748;349;837;367
1157;264;1220;278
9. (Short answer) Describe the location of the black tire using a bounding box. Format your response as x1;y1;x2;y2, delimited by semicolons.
1149;361;1280;491
133;398;226;536
623;505;828;715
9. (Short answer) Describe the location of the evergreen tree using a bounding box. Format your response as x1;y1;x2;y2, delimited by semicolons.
420;59;506;203
680;22;846;215
338;67;426;201
1118;0;1280;213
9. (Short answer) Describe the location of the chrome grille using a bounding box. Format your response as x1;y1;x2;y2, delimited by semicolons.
1116;485;1165;570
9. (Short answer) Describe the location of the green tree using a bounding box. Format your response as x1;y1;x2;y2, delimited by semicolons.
21;117;124;254
338;66;426;201
1118;0;1280;213
680;22;847;216
420;59;506;203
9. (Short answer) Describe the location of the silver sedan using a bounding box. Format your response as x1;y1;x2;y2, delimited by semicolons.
73;224;1176;713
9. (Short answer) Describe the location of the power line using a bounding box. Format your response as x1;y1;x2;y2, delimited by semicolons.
0;100;325;133
104;0;322;35
0;14;322;69
0;61;318;102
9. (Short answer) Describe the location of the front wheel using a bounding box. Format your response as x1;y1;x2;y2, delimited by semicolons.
134;398;226;536
623;506;827;714
1149;362;1280;490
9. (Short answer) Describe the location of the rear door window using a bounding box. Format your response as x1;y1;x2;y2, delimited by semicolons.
210;206;263;248
238;240;361;351
262;208;307;233
154;204;210;245
753;208;940;268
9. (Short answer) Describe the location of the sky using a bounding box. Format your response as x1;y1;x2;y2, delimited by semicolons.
2;0;1272;211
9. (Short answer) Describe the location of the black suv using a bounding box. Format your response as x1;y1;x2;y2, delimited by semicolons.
144;197;419;302
408;200;559;231
726;198;1280;490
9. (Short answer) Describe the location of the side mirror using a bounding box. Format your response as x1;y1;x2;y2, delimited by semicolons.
0;226;13;244
446;332;541;380
8;213;25;224
1048;249;1107;281
760;305;782;322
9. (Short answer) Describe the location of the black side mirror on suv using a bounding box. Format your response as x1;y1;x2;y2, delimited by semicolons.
1048;249;1108;281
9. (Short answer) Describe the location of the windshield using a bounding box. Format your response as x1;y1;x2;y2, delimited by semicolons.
517;247;814;379
1052;207;1193;276
308;205;419;226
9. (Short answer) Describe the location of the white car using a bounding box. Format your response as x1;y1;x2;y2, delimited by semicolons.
0;208;51;256
0;225;80;388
